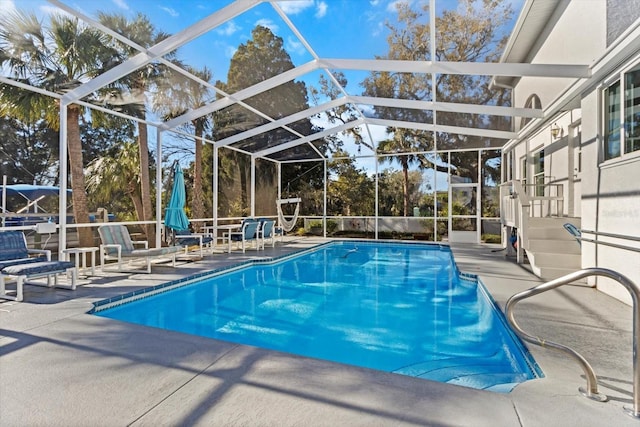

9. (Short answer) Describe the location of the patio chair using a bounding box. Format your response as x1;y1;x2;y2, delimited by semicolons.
274;225;285;242
174;229;214;258
227;219;260;253
258;219;276;249
0;230;76;302
98;224;182;273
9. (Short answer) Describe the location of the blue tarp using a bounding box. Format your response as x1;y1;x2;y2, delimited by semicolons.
1;184;71;200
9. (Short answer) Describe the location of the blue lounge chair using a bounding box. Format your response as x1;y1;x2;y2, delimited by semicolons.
0;231;77;302
227;219;259;253
98;224;182;273
258;219;276;249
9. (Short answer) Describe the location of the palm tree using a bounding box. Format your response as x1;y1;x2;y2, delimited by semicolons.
377;129;427;216
0;11;115;248
97;12;172;244
85;142;145;222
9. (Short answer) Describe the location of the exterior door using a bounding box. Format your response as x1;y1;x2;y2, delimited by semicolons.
568;122;582;217
448;183;480;243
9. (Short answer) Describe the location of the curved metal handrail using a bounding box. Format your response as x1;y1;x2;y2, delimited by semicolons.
505;268;640;419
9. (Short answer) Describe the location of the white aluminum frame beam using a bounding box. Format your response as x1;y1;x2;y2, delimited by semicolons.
164;60;318;129
366;118;517;139
60;0;261;104
258;119;365;157
318;59;591;78
162;59;585;133
255;116;515;159
215;97;348;147
216;93;530;160
350;96;543;118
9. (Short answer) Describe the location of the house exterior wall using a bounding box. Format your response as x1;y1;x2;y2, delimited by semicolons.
513;1;606;121
581;83;640;304
506;0;640;305
608;0;640;45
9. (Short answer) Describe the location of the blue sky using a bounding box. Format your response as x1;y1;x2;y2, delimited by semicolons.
1;0;524;89
1;0;524;174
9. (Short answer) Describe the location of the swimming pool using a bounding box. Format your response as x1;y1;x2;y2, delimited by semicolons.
92;241;541;391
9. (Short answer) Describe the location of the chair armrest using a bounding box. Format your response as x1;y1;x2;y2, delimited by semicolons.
28;248;52;261
132;241;148;248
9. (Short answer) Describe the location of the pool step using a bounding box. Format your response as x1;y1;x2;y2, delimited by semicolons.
393;355;533;391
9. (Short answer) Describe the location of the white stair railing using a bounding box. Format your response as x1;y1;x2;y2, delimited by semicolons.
499;180;530;263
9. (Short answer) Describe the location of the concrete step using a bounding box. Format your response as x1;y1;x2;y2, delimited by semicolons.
538;266;592;284
527;238;581;254
526;226;576;241
530;252;581;268
527;217;581;228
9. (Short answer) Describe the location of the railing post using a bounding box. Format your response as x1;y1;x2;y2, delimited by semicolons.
505;268;640;418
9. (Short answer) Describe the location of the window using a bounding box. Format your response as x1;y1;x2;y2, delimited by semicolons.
520;94;542;130
625;67;640;154
604;81;621;160
604;64;640;160
520;155;527;184
533;149;544;196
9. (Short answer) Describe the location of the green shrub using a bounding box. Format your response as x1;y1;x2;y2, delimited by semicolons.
307;220;338;234
481;234;501;243
309;220;322;229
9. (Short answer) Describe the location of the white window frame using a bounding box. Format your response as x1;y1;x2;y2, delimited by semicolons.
602;59;640;163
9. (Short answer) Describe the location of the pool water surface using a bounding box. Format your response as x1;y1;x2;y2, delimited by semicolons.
93;241;541;391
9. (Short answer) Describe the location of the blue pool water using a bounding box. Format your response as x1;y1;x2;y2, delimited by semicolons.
93;241;541;391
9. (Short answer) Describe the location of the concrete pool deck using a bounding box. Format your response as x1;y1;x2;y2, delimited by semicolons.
0;237;636;426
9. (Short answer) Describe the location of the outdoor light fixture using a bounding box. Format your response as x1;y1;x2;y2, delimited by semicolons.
550;122;562;139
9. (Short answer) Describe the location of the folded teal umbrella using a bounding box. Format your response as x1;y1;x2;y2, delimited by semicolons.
164;162;190;232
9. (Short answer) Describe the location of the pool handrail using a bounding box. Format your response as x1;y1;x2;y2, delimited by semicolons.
505;267;640;419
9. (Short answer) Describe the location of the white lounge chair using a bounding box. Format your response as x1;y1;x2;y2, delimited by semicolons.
98;224;182;273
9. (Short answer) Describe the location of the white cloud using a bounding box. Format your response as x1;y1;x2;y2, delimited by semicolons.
278;0;314;15
0;0;16;14
40;5;75;19
371;20;385;37
286;36;306;56
255;18;279;32
225;45;237;59
217;21;241;36
112;0;129;11
315;1;327;18
159;6;179;17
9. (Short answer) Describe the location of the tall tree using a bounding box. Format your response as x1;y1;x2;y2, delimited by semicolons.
377;168;425;217
311;71;365;152
327;150;374;216
212;25;320;215
154;65;213;230
362;0;512;204
97;12;172;243
0;11;116;248
0;116;59;185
